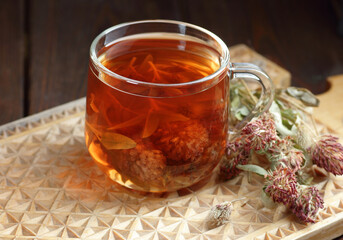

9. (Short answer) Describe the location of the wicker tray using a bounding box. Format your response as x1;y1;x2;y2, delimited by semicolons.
1;47;343;240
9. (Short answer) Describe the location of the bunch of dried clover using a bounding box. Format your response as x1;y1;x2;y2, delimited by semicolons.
208;79;343;227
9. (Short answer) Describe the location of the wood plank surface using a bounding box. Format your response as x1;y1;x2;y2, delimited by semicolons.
0;0;24;124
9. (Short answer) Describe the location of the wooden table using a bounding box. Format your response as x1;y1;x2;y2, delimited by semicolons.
1;0;343;239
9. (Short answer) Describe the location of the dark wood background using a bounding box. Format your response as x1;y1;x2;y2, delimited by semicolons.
1;0;343;126
0;0;343;238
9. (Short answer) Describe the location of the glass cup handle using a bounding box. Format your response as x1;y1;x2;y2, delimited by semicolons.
229;62;275;131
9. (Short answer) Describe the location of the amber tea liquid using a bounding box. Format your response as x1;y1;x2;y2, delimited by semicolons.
86;34;229;192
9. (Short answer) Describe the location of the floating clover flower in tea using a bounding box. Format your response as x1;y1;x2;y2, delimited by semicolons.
151;120;210;165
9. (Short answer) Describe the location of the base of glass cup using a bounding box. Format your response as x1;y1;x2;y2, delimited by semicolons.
88;156;212;198
104;169;214;198
85;148;221;198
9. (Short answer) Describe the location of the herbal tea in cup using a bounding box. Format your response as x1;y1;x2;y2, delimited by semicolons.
85;20;274;193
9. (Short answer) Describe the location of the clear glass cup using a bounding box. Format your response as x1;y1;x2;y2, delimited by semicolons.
85;20;274;193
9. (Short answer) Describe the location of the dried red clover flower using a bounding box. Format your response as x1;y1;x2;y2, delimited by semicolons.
124;143;166;183
218;112;328;224
207;201;232;228
264;167;323;223
290;186;324;223
207;197;246;228
220;138;250;180
309;135;343;175
267;137;305;172
264;166;299;206
283;148;305;172
220;113;279;180
152;120;209;164
241;113;278;153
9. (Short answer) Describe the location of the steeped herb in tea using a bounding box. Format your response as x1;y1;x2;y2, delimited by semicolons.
85;35;229;192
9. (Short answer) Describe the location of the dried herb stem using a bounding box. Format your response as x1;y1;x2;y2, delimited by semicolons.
277;94;312;115
296;116;318;140
239;78;258;104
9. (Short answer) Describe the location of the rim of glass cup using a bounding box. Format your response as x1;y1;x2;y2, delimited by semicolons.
90;19;230;88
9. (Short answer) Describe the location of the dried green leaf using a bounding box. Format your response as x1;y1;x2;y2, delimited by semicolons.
158;110;190;122
281;109;297;123
231;95;241;109
286;87;320;107
142;110;160;138
236;164;268;176
296;170;313;185
234;106;250;120
100;132;136;150
269;102;297;137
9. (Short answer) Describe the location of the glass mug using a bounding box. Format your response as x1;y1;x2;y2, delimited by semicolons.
85;20;274;193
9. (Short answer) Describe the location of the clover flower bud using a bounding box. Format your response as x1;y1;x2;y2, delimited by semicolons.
264;166;299;206
241;113;278;153
207;201;232;228
290;186;324;223
123;143;166;184
220;138;250;180
152;120;209;164
267;137;305;172
309;135;343;175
